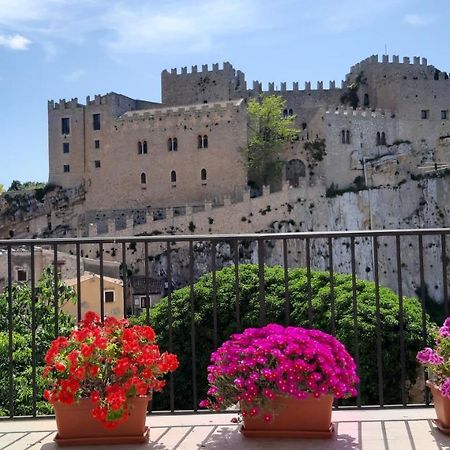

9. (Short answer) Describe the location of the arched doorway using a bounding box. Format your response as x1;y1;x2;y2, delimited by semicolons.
285;159;306;187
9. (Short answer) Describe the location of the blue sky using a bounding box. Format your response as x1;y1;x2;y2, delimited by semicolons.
0;0;449;189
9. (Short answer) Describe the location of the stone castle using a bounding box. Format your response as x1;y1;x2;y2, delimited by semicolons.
1;54;450;304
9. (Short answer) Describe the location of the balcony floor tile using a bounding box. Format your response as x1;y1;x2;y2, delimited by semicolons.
0;408;449;449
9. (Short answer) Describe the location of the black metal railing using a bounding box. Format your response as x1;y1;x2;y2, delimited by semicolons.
0;228;449;418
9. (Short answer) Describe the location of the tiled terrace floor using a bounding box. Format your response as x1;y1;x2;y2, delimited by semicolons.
1;408;449;450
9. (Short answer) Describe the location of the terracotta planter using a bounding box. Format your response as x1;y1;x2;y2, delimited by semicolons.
241;394;334;438
53;396;150;446
427;380;450;435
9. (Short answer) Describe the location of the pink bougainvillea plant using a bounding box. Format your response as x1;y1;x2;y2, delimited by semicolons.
200;323;359;421
417;317;450;398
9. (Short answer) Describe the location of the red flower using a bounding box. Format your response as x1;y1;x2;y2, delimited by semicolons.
42;310;178;429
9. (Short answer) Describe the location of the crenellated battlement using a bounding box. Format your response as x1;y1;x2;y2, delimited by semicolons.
251;79;345;94
162;61;235;76
118;99;244;123
349;54;430;74
322;105;394;119
48;98;83;111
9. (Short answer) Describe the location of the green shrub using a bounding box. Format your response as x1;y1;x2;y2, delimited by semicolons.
135;264;432;410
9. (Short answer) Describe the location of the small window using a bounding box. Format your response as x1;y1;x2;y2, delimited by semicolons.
341;130;346;144
140;296;152;308
94;140;100;149
94;160;101;168
442;110;448;120
141;172;147;184
288;108;293;116
421;110;429;119
61;118;70;135
283;109;288;118
63;164;70;173
104;290;115;303
171;170;177;183
198;135;208;149
93;113;101;130
201;168;207;181
381;132;386;145
346;130;350;144
138;141;143;154
376;132;381;146
143;141;148;154
16;269;27;282
168;137;178;151
63;143;70;154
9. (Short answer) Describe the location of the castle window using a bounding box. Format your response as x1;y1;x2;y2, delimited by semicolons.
171;170;177;183
364;94;369;107
283;109;288;118
138;141;143;154
140;172;147;184
63;164;70;173
201;168;207;182
94;160;101;168
381;132;386;145
421;110;429;119
198;135;208;149
168;137;178;152
61;117;70;135
93;113;101;131
288;108;293;116
442;110;448;120
95;140;100;149
376;132;381;146
342;130;350;144
63;143;70;154
143;141;148;154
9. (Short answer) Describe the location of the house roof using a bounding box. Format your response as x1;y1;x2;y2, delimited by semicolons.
65;272;123;287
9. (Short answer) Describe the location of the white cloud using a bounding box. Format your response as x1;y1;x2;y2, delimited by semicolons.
403;14;435;26
64;68;86;82
0;33;31;50
101;0;262;53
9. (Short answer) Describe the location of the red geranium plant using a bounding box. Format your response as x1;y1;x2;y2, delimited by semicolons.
42;311;178;428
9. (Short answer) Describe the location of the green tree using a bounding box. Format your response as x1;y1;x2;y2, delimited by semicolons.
0;183;4;193
246;96;299;188
0;266;76;416
135;264;433;410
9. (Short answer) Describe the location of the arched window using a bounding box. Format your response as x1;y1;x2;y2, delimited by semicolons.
346;130;350;144
288;108;293;116
167;138;172;152
140;173;146;184
285;159;306;188
341;130;346;144
143;141;148;154
138;141;143;154
171;170;177;183
173;137;178;151
198;135;208;149
364;93;369;107
381;132;386;145
376;132;381;146
283;109;288;118
201;168;207;181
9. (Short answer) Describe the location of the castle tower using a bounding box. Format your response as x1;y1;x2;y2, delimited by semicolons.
161;62;247;106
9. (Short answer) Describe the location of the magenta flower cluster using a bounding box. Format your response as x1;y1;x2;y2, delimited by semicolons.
417;316;450;399
200;324;359;421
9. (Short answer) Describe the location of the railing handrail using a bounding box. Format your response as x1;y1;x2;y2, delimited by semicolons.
1;227;450;246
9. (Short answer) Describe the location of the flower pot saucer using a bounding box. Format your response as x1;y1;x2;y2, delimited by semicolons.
432;419;450;436
240;423;335;439
54;426;150;446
